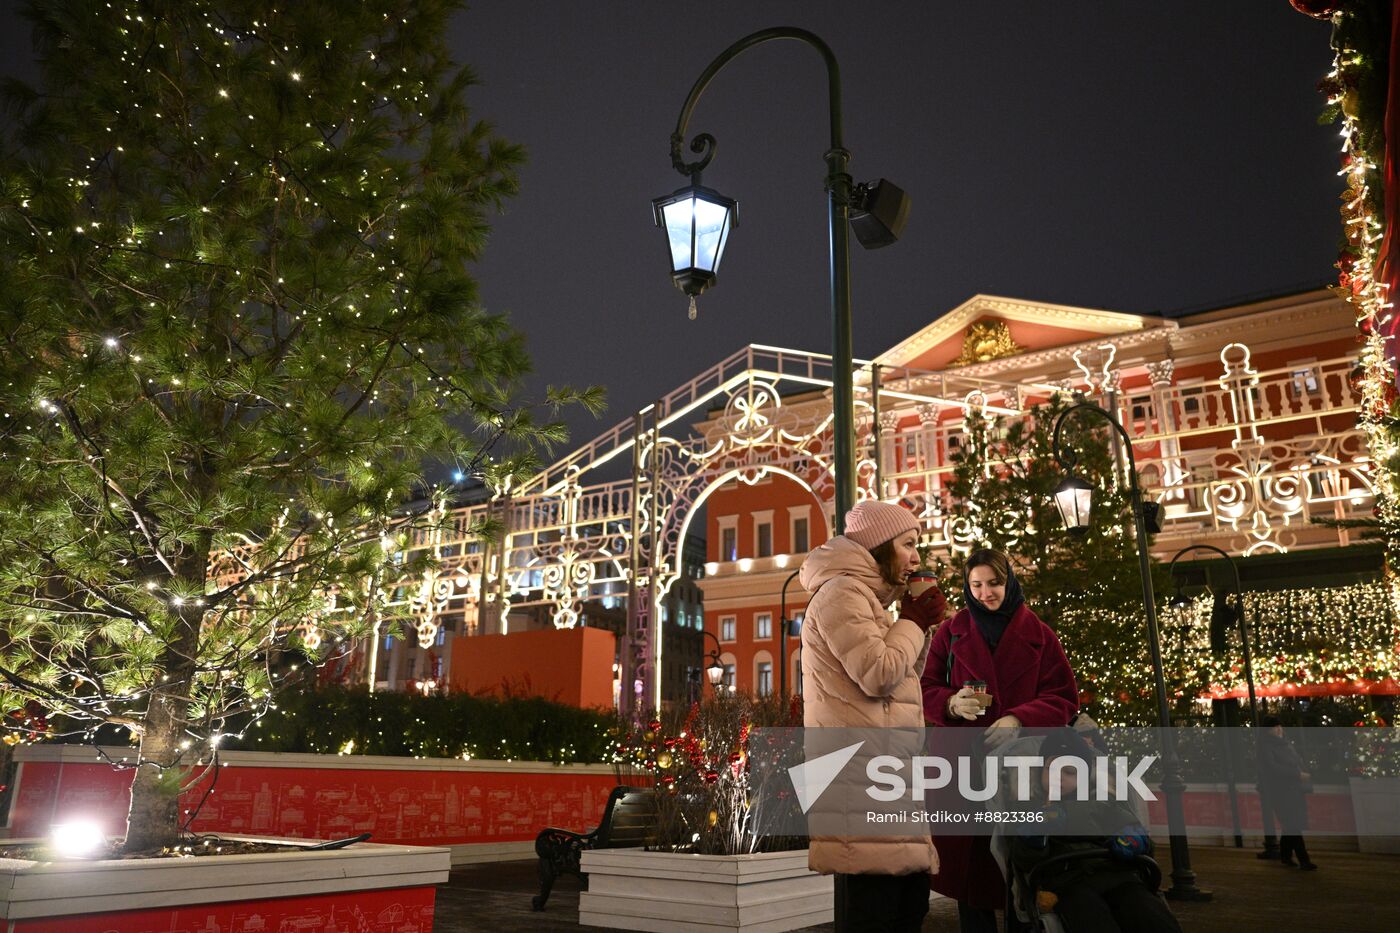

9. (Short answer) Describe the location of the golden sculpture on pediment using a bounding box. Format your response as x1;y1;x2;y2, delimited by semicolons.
950;319;1023;367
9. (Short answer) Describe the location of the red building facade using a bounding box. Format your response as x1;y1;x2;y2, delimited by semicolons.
698;289;1375;695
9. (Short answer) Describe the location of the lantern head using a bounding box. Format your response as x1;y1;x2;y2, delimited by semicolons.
1053;475;1094;535
652;183;738;298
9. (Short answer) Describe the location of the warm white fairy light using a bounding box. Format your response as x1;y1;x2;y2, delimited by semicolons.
1320;19;1400;618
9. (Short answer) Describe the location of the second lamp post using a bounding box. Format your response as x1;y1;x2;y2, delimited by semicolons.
1051;400;1210;901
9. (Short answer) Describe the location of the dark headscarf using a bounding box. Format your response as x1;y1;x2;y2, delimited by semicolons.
962;565;1025;653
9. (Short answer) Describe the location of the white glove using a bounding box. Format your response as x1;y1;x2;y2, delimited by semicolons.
982;714;1022;749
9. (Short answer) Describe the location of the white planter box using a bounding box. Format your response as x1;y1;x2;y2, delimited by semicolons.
1349;777;1400;855
0;834;450;920
579;847;832;933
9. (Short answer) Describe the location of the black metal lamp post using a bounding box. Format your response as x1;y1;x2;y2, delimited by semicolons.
701;629;727;695
779;568;803;699
654;27;909;533
1167;543;1262;851
1166;544;1259;727
1050;401;1210;901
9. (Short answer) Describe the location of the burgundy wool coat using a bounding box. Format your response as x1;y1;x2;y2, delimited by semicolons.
919;604;1079;908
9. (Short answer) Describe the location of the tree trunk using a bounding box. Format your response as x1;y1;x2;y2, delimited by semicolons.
121;692;186;851
122;557;207;852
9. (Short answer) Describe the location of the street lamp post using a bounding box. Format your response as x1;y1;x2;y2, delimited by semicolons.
653;27;909;534
1167;543;1261;852
1050;401;1210;901
700;629;728;696
779;568;802;700
1166;544;1260;727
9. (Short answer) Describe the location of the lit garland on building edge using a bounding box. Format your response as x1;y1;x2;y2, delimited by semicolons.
1313;3;1400;613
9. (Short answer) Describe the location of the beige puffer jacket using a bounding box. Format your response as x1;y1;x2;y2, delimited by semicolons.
798;535;939;877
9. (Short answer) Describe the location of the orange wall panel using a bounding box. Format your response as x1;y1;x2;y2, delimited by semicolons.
449;626;616;709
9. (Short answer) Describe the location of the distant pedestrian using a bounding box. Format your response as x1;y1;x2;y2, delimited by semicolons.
1257;716;1316;871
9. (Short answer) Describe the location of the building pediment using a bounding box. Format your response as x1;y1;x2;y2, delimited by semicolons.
877;295;1164;373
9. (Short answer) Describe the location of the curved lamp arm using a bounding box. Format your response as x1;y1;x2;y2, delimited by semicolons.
1166;544;1240;590
669;27;843;181
1050;400;1136;478
1165;544;1259;727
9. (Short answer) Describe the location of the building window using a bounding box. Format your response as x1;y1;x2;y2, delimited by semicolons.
718;515;738;562
723;664;736;690
792;516;809;554
1180;387;1202;415
1291;367;1319;397
754;509;774;558
794;655;803;695
720;615;736;642
756;613;772;640
756;662;773;697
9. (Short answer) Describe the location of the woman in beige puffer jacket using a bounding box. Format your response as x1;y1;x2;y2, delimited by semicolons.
798;500;947;933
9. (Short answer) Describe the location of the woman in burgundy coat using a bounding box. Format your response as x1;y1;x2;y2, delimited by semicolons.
921;548;1079;933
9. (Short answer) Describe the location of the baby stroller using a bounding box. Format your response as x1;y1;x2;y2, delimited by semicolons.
988;730;1166;933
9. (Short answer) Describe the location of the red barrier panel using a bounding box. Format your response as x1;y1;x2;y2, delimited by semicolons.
6;747;620;847
14;885;436;933
1144;786;1357;834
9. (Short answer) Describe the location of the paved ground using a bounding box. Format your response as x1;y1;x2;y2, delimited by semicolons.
432;846;1400;932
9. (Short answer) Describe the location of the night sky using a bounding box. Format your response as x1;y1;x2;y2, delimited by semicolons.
448;1;1340;459
0;1;1343;471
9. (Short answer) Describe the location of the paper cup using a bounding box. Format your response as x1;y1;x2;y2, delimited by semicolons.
907;571;938;598
963;680;991;716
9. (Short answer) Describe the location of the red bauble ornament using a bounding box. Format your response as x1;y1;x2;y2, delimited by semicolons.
1289;0;1342;19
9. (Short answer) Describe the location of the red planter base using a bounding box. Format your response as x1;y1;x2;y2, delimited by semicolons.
14;885;437;933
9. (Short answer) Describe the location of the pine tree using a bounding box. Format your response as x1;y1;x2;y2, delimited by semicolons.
0;0;600;852
938;394;1170;725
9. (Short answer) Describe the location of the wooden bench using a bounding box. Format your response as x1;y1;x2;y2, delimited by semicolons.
531;784;656;911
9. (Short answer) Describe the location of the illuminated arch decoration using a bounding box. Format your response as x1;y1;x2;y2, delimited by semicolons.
361;336;1372;709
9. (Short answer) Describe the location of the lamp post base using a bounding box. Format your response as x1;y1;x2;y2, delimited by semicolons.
1163;833;1211;901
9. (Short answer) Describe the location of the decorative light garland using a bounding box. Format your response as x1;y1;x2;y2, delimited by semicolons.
1315;4;1400;615
1054;581;1398;726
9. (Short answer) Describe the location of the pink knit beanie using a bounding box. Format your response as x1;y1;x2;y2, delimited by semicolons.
843;500;920;550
